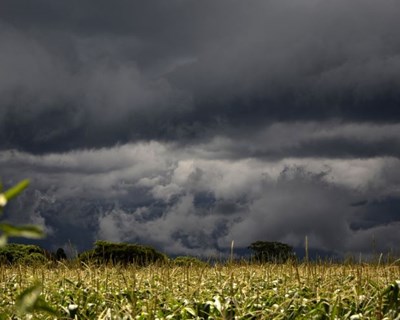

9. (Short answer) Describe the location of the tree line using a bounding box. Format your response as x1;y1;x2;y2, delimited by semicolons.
0;240;294;266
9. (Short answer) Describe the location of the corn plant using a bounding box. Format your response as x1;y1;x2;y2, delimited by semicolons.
0;179;58;317
0;179;44;246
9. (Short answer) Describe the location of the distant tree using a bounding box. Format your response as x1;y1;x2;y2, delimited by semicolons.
55;248;67;260
0;243;49;265
248;241;294;263
79;241;168;266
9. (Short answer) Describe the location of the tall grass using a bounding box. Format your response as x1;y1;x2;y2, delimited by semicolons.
0;260;399;319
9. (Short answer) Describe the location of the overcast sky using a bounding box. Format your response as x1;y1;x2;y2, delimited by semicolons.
1;0;400;258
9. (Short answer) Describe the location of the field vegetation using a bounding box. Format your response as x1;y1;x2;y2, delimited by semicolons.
0;258;399;319
1;180;400;319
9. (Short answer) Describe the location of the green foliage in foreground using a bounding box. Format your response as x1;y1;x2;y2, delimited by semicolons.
0;262;399;319
0;178;55;316
79;240;168;266
0;179;44;246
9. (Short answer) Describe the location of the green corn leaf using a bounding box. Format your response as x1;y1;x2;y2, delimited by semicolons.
184;306;196;316
0;181;5;213
0;194;6;209
213;296;222;314
32;297;59;316
15;283;42;314
15;282;58;316
0;234;7;247
0;223;44;239
4;179;30;202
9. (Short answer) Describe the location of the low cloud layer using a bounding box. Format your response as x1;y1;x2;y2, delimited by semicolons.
2;143;400;256
1;1;400;257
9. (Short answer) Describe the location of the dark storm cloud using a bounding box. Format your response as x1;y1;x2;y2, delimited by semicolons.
190;122;400;160
1;1;400;257
1;0;400;155
168;0;400;124
2;145;400;256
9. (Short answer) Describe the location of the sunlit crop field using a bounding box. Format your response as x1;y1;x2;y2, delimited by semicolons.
0;262;399;319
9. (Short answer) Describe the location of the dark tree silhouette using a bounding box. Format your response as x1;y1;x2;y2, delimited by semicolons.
248;241;294;263
79;241;167;266
55;248;67;260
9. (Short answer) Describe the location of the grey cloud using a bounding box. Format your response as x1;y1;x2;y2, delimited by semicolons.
2;143;400;256
1;1;400;258
0;25;192;153
347;223;400;254
169;0;400;123
186;122;400;160
1;1;400;154
351;197;400;230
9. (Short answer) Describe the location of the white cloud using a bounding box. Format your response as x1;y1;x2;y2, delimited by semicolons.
2;139;400;256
